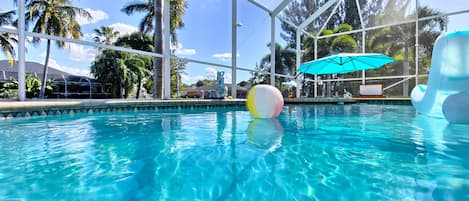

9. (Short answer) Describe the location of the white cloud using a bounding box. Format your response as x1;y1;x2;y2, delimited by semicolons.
82;32;96;41
205;67;217;80
38;53;91;77
181;67;232;85
109;23;138;36
45;57;91;77
223;73;232;84
181;74;204;84
65;43;97;62
76;8;109;25
171;43;196;56
212;52;240;62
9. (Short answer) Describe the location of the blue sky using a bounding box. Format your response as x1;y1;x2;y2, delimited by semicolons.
1;0;469;84
0;0;285;84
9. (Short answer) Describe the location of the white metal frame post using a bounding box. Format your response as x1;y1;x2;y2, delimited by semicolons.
163;0;171;99
231;0;237;98
269;0;292;87
415;0;420;86
18;0;26;101
152;0;159;99
295;29;301;98
361;32;366;84
314;38;318;97
298;0;340;30
270;15;276;86
355;0;366;85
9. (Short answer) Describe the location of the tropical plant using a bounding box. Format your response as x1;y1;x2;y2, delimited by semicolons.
367;5;446;96
144;55;187;97
125;55;151;99
170;57;187;97
121;0;187;98
91;49;130;98
0;10;17;67
93;26;120;45
251;43;295;91
280;0;371;49
0;74;53;98
114;32;153;52
114;32;154;98
249;63;269;85
23;0;92;99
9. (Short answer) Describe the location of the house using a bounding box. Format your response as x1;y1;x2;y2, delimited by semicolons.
0;60;110;98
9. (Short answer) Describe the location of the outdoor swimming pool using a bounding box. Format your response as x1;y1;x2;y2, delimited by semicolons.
0;104;467;200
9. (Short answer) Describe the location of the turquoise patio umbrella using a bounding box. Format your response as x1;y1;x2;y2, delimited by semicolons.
298;53;396;75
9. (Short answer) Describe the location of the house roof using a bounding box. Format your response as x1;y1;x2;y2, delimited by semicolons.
0;60;72;81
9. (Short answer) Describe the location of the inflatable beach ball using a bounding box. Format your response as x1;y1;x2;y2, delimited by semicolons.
246;85;284;118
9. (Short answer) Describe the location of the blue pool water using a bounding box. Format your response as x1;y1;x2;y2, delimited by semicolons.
0;104;468;200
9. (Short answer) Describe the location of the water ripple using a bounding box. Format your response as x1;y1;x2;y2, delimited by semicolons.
0;105;468;200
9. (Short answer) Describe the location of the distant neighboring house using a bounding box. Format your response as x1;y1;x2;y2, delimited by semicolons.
0;60;110;98
0;60;72;82
181;82;249;98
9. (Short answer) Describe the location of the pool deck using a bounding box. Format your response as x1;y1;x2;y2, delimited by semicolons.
285;97;411;105
0;98;410;119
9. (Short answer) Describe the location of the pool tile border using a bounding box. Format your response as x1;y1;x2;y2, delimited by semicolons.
0;99;246;120
0;98;411;120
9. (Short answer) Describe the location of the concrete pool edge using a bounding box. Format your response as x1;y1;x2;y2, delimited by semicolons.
0;99;246;119
0;98;411;119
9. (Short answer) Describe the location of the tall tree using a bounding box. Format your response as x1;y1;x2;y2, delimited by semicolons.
251;43;295;91
170;57;187;97
367;5;447;96
301;24;358;96
23;0;91;98
91;50;131;98
114;32;153;52
114;32;154;98
121;0;186;98
0;10;17;67
280;0;384;50
93;26;120;45
125;55;151;99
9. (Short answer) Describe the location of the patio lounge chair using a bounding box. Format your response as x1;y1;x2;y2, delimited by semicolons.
353;84;385;98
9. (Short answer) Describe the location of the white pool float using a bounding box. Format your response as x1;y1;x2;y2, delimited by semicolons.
411;31;469;123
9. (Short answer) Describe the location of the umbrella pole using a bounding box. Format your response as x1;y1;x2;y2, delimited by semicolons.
314;38;318;98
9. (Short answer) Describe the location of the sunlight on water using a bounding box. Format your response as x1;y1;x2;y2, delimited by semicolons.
0;105;468;200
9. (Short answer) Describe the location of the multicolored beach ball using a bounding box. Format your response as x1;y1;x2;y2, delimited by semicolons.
246;85;284;118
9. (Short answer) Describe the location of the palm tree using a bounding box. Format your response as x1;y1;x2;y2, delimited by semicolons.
255;43;295;91
170;57;187;97
0;10;17;67
125;55;151;99
93;26;120;45
300;24;359;96
121;0;186;98
24;0;91;98
368;6;446;96
114;32;154;98
91;49;152;98
91;50;128;98
114;32;153;52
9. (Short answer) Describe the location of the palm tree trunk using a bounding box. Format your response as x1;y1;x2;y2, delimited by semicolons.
153;0;163;99
403;41;410;96
39;39;51;99
176;72;180;97
136;77;142;99
116;71;123;98
119;80;123;98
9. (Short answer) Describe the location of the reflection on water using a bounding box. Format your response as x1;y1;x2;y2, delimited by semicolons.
0;105;468;200
246;118;284;152
412;115;469;200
